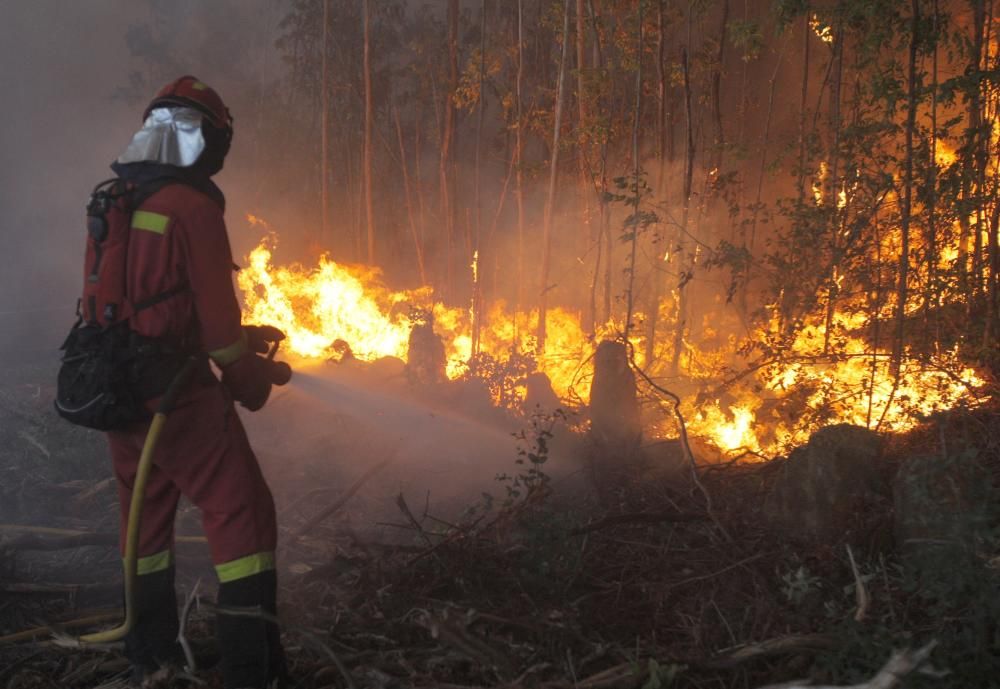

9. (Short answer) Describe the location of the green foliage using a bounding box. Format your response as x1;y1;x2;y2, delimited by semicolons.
641;658;685;689
496;409;562;506
780;563;823;606
728;19;764;62
465;348;538;411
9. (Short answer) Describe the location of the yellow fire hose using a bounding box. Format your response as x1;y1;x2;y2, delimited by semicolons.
0;343;288;647
74;356;202;645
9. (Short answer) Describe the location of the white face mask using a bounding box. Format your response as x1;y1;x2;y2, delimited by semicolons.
117;107;206;167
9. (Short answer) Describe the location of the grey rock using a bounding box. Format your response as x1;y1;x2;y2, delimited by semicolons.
765;424;882;541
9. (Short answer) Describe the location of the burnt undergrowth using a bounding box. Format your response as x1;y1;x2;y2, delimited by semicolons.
0;366;998;689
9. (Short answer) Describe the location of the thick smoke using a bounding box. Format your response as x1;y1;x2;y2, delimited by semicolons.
0;0;282;362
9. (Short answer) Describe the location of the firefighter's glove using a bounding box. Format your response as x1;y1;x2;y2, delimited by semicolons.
222;353;278;411
244;324;286;355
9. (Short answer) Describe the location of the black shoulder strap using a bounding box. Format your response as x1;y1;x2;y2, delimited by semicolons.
132;280;190;314
127;177;178;211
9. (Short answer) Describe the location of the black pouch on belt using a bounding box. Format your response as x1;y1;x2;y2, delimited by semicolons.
55;322;191;431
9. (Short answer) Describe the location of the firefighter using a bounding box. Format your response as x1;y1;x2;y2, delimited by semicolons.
105;76;288;688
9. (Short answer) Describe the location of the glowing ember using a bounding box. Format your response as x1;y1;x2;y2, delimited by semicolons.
810;15;833;44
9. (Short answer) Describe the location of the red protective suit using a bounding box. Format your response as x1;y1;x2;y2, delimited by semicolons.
106;182;278;577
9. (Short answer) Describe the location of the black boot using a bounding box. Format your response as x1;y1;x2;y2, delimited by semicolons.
124;565;185;682
216;570;287;689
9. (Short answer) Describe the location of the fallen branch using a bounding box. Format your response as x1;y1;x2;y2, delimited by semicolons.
395;492;437;551
699;633;837;669
625;349;734;544
541;660;639;689
406;514;485;566
285;455;393;546
846;544;870;623
666;552;766;590
570;510;709;535
756;640;939;689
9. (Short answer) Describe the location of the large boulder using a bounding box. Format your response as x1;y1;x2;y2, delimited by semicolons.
765;424;883;541
893;449;996;572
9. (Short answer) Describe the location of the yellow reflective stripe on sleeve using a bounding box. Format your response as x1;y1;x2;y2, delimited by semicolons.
208;331;248;367
134;549;173;576
215;551;276;583
132;210;170;235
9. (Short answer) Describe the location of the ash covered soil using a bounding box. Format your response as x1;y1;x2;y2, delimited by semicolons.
1;357;999;689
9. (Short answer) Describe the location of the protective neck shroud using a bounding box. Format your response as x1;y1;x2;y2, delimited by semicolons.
110;161;226;212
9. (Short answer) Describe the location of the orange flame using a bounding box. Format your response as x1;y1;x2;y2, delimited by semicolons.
238;223;985;460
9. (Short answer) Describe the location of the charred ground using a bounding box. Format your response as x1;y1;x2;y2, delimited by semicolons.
0;354;997;689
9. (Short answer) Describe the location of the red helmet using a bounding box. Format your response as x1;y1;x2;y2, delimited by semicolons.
144;75;232;130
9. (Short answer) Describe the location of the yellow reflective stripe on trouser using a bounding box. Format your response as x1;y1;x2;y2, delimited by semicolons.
134;549;173;576
215;551;276;583
209;331;248;367
132;210;170;235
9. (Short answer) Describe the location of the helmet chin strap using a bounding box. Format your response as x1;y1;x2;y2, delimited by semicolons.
193;119;232;177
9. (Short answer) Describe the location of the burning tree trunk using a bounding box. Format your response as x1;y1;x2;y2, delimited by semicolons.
892;0;920;376
363;0;375;264
537;0;572;352
589;340;641;450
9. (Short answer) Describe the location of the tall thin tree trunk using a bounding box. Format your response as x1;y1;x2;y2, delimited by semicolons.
440;0;459;296
893;0;920;376
984;2;1000;348
577;0;594;332
645;0;668;364
971;0;986;300
711;0;729;169
415;106;427;271
670;40;695;376
822;17;845;353
320;0;330;244
515;0;526;327
394;105;426;283
796;10;811;203
537;0;572;351
926;0;939;331
625;1;644;342
363;0;375;264
472;0;486;356
584;0;610;328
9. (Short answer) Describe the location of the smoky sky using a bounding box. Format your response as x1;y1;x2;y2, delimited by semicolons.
0;0;283;359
